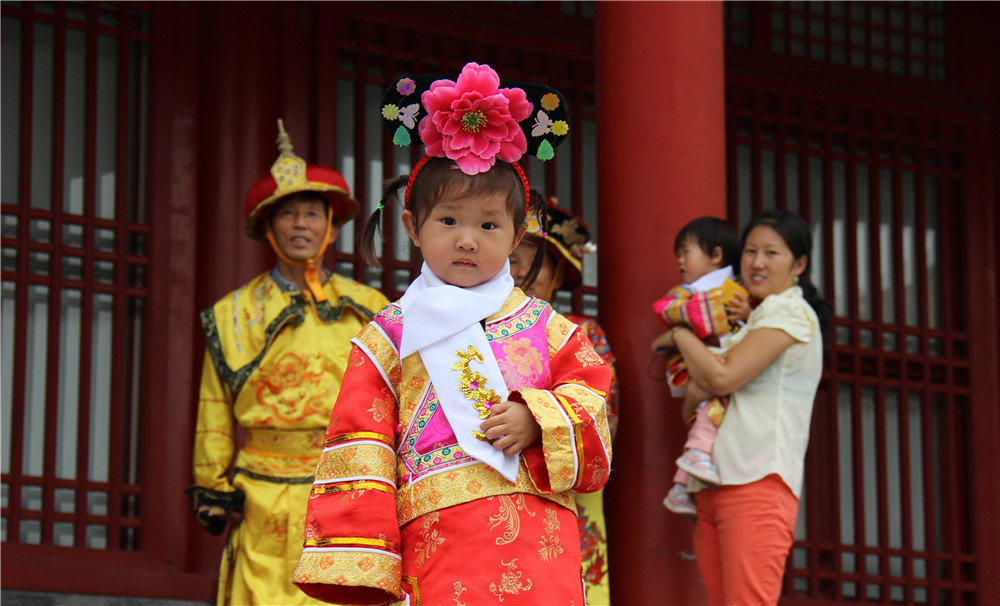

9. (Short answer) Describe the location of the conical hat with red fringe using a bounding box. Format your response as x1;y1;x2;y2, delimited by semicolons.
243;120;359;241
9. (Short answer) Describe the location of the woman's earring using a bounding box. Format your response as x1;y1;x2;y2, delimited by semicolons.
794;275;800;284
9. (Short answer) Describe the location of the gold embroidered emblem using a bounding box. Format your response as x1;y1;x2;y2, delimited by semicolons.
585;456;610;491
413;511;445;568
489;558;533;600
350;347;367;367
264;513;288;542
367;387;395;423
537;507;564;561
488;494;536;546
303;512;320;541
574;331;604;368
248;352;331;424
452;345;502;441
452;581;467;606
544;506;560;533
550;217;583;245
501;337;544;377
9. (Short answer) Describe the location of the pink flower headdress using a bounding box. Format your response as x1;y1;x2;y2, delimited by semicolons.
380;62;571;209
420;62;532;175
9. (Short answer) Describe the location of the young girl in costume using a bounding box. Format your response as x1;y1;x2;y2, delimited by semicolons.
293;62;612;606
650;217;749;518
509;193;618;605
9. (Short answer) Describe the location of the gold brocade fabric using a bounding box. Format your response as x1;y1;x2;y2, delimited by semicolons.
192;271;388;606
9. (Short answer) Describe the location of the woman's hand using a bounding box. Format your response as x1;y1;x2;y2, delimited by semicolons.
651;329;677;354
674;325;797;396
481;401;541;455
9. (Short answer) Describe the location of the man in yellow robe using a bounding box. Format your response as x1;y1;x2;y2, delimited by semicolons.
187;121;389;606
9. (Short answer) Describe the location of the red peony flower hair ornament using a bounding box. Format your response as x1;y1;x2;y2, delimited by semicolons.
380;62;571;211
419;62;533;175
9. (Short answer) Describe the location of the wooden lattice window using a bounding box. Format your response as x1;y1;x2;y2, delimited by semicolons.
1;1;151;552
726;84;973;604
724;1;753;48
725;1;948;82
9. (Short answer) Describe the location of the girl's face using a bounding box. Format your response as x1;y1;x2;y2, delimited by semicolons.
509;240;560;299
676;235;721;284
403;191;525;288
740;225;808;300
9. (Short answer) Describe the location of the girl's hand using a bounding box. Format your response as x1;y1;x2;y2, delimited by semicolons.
726;292;751;323
651;330;676;354
481;401;541;455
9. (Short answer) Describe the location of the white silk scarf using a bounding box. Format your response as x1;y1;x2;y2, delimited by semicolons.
398;262;520;481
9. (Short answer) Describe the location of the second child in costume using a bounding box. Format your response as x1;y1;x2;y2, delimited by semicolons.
508;194;618;605
293;63;612;605
650;217;749;518
187;121;389;606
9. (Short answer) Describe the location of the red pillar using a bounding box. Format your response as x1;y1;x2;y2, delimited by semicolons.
596;3;726;604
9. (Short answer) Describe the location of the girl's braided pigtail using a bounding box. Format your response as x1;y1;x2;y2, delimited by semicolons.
360;174;409;267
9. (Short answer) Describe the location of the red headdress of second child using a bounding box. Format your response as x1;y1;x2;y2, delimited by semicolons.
524;194;597;293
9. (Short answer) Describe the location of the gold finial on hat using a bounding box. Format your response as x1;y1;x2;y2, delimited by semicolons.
276;118;293;155
270;118;308;190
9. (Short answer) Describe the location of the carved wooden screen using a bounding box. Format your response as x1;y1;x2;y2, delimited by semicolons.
1;0;151;554
725;2;977;603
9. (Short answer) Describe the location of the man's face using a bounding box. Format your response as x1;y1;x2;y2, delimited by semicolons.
269;195;337;262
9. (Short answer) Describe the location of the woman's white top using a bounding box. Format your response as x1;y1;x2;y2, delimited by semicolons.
695;286;823;499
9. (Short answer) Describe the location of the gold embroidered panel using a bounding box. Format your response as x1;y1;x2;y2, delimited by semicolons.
294;549;402;597
395;461;575;526
314;443;396;482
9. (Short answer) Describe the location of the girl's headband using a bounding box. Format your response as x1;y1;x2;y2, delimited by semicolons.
380;62;571;212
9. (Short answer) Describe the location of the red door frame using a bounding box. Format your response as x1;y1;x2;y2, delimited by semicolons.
2;2;996;603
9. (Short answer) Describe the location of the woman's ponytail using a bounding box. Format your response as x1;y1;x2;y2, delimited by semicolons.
798;273;833;338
